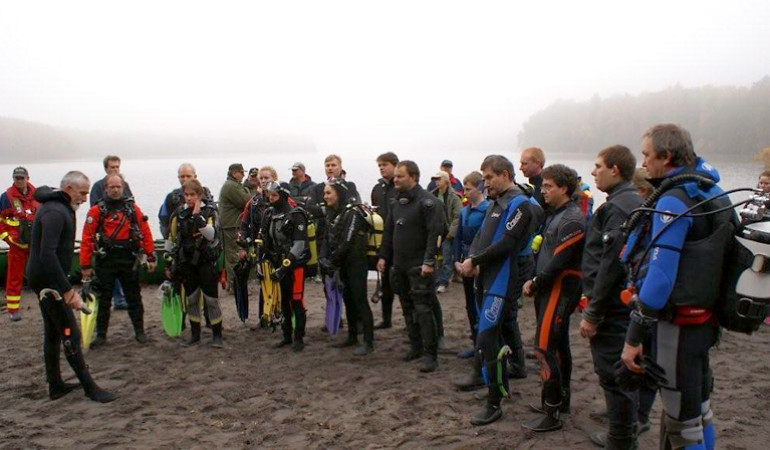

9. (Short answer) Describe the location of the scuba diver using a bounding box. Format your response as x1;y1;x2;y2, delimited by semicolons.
456;155;544;425
452;171;490;359
377;160;444;373
370;152;399;330
621;124;732;450
27;171;115;402
259;181;310;352
319;178;375;356
522;164;585;432
166;179;224;348
80;173;156;347
237;166;280;320
578;145;645;449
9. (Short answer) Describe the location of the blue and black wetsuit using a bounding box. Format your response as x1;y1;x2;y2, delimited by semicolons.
469;186;543;406
623;158;733;450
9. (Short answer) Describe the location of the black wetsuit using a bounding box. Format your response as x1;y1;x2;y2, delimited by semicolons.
305;179;360;259
237;193;270;317
532;201;585;411
528;174;545;207
260;198;310;345
379;184;444;360
27;187;106;399
581;181;645;447
321;201;374;346
371;177;397;327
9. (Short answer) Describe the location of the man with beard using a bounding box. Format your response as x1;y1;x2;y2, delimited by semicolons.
80;173;156;347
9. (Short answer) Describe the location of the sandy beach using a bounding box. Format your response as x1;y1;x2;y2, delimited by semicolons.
2;279;769;449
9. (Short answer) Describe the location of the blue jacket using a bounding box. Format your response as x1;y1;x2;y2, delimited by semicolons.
453;200;490;262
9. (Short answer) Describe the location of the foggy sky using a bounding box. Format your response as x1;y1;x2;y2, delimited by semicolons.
1;0;769;156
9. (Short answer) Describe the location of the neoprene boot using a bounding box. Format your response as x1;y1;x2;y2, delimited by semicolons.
46;362;79;401
561;387;571;414
530;389;570;414
508;347;528;379
333;335;358;348
211;323;223;348
63;340;116;403
353;341;374;356
453;353;485;391
182;322;201;346
128;302;147;344
132;319;147;344
49;380;80;401
522;401;563;432
419;355;438;373
470;402;503;426
589;431;639;450
292;307;306;352
402;347;423;362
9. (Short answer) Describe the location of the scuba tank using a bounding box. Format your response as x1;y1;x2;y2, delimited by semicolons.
349;204;384;271
720;192;770;333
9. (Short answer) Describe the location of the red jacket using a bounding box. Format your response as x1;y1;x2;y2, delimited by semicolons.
0;183;39;247
80;200;155;268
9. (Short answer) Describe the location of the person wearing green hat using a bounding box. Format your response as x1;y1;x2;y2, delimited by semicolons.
219;163;251;292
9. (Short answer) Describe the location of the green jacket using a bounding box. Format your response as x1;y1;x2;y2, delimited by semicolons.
431;187;462;240
218;175;250;229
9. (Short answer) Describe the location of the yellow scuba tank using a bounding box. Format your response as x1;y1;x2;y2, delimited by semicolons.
306;220;318;269
359;205;384;270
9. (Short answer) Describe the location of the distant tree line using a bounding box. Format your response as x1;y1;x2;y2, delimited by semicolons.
517;76;770;161
0;117;315;163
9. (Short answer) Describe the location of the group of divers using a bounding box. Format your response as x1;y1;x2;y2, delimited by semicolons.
14;122;770;449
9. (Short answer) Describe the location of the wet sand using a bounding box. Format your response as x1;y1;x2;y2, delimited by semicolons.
1;280;769;449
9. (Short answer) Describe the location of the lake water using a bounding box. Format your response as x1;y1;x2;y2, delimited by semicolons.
0;152;763;241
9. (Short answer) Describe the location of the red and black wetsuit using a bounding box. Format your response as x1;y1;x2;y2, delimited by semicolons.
531;201;585;411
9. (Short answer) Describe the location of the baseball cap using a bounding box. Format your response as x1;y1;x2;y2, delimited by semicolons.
431;171;449;181
291;162;306;171
12;167;28;178
248;167;259;176
440;160;453;168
